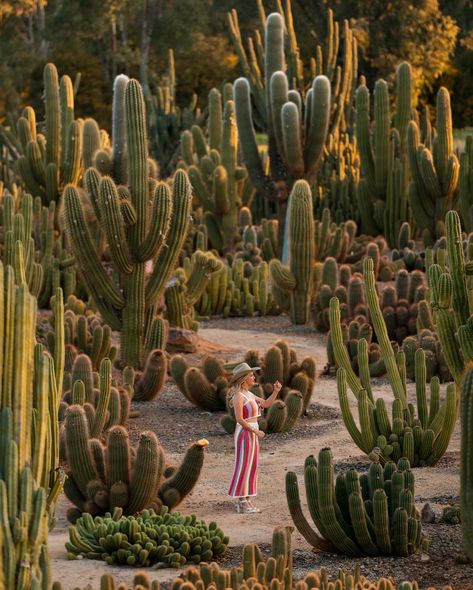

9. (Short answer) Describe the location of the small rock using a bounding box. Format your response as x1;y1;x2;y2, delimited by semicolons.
421;502;436;524
166;327;198;353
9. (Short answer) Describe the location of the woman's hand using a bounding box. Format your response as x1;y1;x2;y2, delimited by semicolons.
273;380;282;395
256;430;265;439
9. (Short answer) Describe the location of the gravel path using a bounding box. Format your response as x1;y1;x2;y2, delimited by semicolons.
51;316;473;590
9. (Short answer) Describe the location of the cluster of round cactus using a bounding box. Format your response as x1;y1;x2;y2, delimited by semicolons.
63;402;208;522
66;507;228;568
171;354;229;411
220;340;316;434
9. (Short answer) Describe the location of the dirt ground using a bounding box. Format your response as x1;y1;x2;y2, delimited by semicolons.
50;316;473;590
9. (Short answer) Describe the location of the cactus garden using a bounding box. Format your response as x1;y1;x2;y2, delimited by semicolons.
2;0;473;588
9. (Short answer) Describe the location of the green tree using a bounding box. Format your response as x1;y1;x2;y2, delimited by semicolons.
291;0;458;103
440;0;473;126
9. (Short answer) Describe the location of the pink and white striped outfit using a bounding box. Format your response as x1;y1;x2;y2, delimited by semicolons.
228;391;261;498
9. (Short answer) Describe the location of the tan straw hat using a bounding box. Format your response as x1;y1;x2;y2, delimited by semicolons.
229;362;261;384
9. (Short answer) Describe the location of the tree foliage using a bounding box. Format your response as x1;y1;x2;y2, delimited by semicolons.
0;0;471;126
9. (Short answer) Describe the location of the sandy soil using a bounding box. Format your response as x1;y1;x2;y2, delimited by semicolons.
50;316;473;590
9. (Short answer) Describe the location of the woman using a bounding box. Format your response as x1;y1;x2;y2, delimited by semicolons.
227;362;282;514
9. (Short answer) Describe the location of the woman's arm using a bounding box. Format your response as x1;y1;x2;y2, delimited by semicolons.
259;380;282;409
234;393;259;433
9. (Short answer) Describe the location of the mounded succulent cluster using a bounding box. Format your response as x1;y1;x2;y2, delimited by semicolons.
170;354;229;412
392;222;425;272
66;507;228;568
60;307;117;370
312;257;365;332
378;269;426;344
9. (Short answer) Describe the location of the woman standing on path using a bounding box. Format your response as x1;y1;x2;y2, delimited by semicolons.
227;362;282;513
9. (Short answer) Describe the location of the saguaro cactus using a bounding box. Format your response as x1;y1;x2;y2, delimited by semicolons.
63;78;193;368
269;180;315;324
3;63;83;207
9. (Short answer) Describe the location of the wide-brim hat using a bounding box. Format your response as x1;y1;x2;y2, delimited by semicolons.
228;362;261;384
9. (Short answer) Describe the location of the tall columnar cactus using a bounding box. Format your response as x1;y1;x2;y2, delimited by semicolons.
407;87;459;243
63;77;193;368
0;263;64;587
1;63;83;207
144;49;203;176
59;355;130;445
355;62;412;245
231;4;344;242
286;449;424;557
194;257;279;319
0;192;76;308
180;89;255;252
269;180;315;324
427;210;473;384
328;257;457;466
461;364;473;562
228;4;357;133
459;135;473;232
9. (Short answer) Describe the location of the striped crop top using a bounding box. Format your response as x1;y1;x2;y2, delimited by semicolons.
240;391;262;419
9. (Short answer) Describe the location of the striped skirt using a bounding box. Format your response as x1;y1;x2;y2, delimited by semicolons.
228;423;259;498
